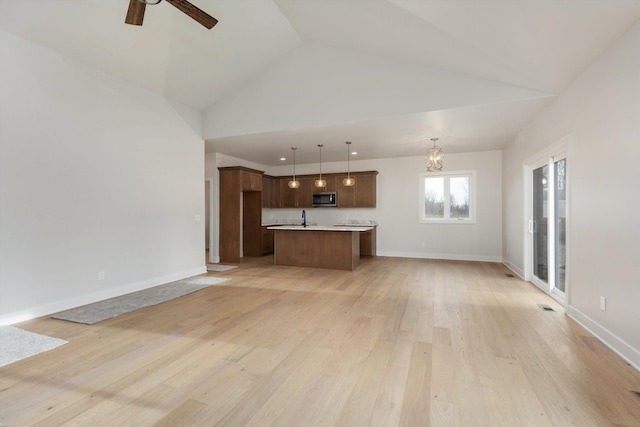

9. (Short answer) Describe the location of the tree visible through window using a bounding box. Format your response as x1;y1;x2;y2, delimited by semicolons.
423;177;444;218
420;171;476;223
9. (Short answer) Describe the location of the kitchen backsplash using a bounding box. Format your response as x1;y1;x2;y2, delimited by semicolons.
261;218;304;225
262;209;377;227
333;219;378;226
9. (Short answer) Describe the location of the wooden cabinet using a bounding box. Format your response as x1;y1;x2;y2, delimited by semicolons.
219;168;240;263
241;170;262;191
261;226;274;254
359;226;377;256
337;174;355;208
277;171;376;208
262;175;280;208
261;175;281;208
262;175;271;208
336;171;377;208
353;172;377;207
270;177;280;208
315;175;337;193
297;176;315;208
218;166;264;263
273;229;361;271
279;177;297;208
278;176;316;208
242;191;262;257
220;165;377;262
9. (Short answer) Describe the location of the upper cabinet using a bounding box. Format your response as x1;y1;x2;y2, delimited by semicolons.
353;171;377;208
262;175;278;208
278;176;315;208
262;175;282;208
241;169;262;191
297;176;315;208
337;174;354;207
315;175;338;193
336;171;377;208
238;168;377;209
279;177;297;208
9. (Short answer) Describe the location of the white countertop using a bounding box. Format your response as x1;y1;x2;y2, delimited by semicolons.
267;225;374;232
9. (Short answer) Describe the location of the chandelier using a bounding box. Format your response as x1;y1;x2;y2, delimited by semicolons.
426;137;443;172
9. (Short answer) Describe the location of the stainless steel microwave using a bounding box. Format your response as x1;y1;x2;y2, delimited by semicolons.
312;192;337;207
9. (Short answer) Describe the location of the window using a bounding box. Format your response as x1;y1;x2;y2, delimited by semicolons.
419;171;476;223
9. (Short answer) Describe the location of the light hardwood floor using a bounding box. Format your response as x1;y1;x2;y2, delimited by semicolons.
2;256;639;426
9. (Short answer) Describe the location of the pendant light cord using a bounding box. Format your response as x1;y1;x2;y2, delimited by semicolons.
347;142;351;179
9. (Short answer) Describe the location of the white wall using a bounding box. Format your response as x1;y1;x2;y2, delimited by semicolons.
0;31;206;325
502;21;640;368
266;150;503;261
167;99;203;138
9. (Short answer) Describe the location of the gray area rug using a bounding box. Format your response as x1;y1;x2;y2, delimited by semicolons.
0;326;68;367
207;264;237;272
51;276;229;325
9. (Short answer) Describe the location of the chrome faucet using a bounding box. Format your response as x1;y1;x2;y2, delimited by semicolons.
302;209;307;227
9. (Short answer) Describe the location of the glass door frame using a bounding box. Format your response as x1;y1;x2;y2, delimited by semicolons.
523;136;571;305
531;159;552;290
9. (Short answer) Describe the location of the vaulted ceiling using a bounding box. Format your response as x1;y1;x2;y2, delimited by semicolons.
2;0;639;165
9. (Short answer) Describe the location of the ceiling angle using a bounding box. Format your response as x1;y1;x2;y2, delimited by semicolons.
125;0;218;29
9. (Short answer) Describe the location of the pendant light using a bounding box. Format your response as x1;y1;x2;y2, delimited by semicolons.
426;137;444;172
343;141;355;186
288;146;300;188
314;144;327;188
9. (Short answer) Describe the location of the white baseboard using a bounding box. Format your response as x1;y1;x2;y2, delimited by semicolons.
502;258;525;280
0;266;207;326
376;251;502;263
565;305;640;372
498;260;639;372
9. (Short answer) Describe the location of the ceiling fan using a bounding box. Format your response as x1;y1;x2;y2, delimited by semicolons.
125;0;218;29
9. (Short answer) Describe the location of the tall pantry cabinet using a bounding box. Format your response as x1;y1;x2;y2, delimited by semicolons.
218;166;263;263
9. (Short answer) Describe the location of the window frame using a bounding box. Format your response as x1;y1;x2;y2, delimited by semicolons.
419;170;477;224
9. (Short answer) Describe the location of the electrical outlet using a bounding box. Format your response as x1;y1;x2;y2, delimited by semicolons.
195;214;201;221
98;271;105;280
600;296;606;311
421;241;425;247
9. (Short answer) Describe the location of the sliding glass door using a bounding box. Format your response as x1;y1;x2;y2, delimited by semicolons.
554;158;567;294
528;151;567;301
532;164;548;285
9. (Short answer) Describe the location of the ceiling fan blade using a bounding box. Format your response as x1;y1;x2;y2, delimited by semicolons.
125;0;146;26
165;0;218;29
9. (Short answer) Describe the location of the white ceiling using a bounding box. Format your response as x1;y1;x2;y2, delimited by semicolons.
2;0;639;165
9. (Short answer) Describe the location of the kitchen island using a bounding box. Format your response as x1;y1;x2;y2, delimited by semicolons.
267;225;374;271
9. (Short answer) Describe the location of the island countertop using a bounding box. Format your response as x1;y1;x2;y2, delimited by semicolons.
267;225;373;232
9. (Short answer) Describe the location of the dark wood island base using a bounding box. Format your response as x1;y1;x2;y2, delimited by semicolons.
272;228;365;271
